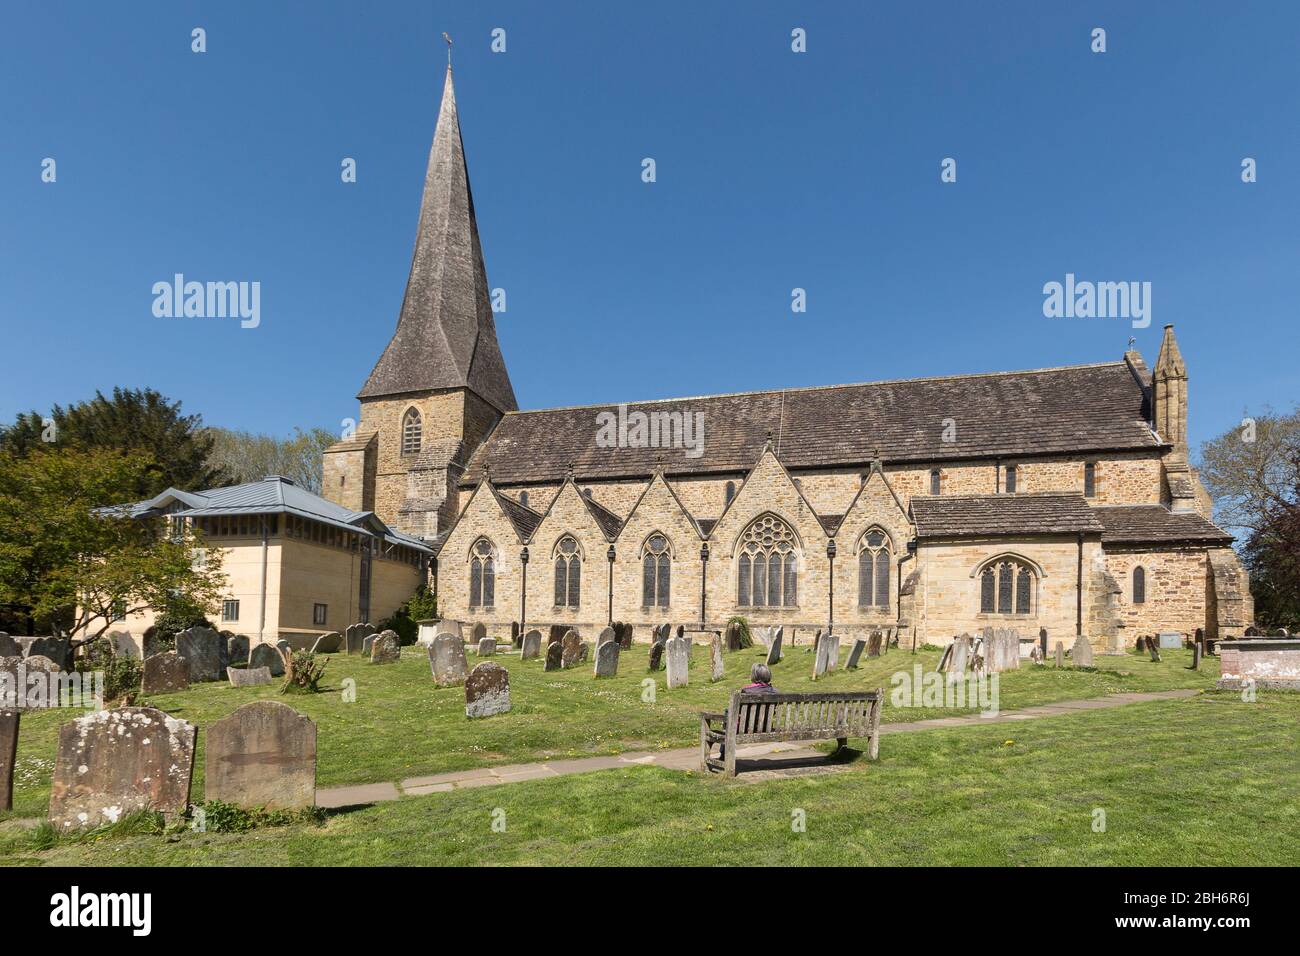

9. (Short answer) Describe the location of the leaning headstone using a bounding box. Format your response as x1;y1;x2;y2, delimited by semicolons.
665;636;689;689
465;662;511;718
766;631;783;666
708;634;725;682
370;631;400;664
477;637;497;657
868;630;883;658
653;623;670;645
544;640;563;671
205;700;316;809
946;634;971;674
561;630;582;668
648;642;665;671
177;627;224;682
429;634;468;686
345;622;376;654
249;642;286;677
0;634;18;658
1071;634;1094;668
228;666;273;687
226;633;251;665
141;652;189;695
1148;639;1162;663
597;626;616;648
0;710;18;811
48;707;196;830
361;634;378;657
520;629;542;660
845;638;867;670
594;640;620;678
472;622;487;643
813;633;839;679
106;630;139;660
311;631;342;654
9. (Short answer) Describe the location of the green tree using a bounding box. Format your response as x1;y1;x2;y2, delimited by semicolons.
204;426;337;494
0;447;227;643
0;387;222;497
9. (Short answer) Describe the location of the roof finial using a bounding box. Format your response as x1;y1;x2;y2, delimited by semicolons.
442;32;452;69
1127;335;1136;351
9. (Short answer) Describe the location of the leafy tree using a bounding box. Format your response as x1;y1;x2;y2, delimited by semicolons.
0;447;227;644
204;426;337;494
0;387;222;497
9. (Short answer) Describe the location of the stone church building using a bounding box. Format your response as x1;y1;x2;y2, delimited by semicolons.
323;67;1252;652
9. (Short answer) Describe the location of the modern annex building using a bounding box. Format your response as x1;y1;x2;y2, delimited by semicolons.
322;68;1252;652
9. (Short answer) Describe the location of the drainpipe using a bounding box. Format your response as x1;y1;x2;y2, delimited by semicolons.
699;542;709;627
257;516;269;644
519;546;529;632
826;539;837;635
908;539;920;652
1076;532;1084;638
606;545;616;625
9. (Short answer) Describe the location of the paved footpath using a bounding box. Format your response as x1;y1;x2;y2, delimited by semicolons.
316;689;1198;808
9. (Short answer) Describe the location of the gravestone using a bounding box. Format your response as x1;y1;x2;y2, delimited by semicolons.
868;630;883;658
597;627;616;648
228;666;273;687
724;621;742;651
665;636;689;689
177;627;224;682
845;638;867;670
945;634;971;674
141;652;189;695
594;640;619;678
1055;644;1065;667
578;641;591;663
311;631;343;654
1191;642;1202;670
813;634;835;679
676;625;685;639
429;634;468;686
472;622;488;643
28;636;70;668
1071;634;1094;668
708;634;725;682
982;627;1021;673
361;634;378;657
648;642;664;671
0;655;61;710
1148;638;1162;663
370;631;400;664
654;623;670;644
226;633;251;665
0;634;18;658
511;621;521;647
561;630;582;668
1039;627;1049;659
548;624;566;645
48;707;196;830
1244;626;1261;637
521;629;542;660
477;637;497;657
249;642;285;677
465;662;511;718
766;631;783;666
345;622;376;654
205;700;316;809
1271;628;1290;637
544;640;563;671
616;622;634;649
0;710;17;812
106;630;139;660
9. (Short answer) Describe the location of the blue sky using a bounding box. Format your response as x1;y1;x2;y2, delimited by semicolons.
2;1;1296;455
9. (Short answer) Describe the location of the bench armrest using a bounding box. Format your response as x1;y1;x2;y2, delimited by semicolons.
699;711;725;722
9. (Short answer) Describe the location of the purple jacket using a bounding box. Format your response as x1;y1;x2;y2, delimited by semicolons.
742;682;777;695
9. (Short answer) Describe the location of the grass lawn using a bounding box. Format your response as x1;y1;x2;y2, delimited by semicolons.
3;691;1294;866
1;640;1218;822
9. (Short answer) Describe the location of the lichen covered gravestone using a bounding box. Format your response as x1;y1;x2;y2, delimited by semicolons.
311;632;343;654
544;640;563;672
48;707;196;830
465;662;511;718
665;636;689;689
597;626;616;647
228;666;273;687
520;629;542;660
429;633;468;686
370;631;400;664
177;626;225;682
141;652;189;695
477;637;497;657
345;622;375;655
226;633;251;665
249;642;285;677
1071;634;1094;668
766;632;783;666
594;640;619;678
561;630;582;668
472;622;487;643
205;700;316;810
813;633;839;679
708;634;725;682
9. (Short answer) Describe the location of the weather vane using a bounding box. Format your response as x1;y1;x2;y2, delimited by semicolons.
442;32;452;68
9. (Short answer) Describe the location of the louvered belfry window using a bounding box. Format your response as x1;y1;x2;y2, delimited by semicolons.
737;514;798;607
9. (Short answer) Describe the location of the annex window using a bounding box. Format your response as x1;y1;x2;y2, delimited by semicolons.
222;599;240;622
1005;464;1017;493
642;533;671;608
978;558;1036;616
724;481;736;506
930;469;941;495
313;603;328;626
857;529;892;609
1084;461;1097;498
1132;565;1146;604
553;535;581;608
469;537;496;608
401;407;422;456
737;513;799;608
519;491;528;509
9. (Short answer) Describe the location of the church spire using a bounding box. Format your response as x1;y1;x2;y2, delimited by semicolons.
1152;324;1188;454
358;64;517;412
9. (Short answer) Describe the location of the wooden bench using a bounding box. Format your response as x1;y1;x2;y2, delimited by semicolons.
699;688;883;777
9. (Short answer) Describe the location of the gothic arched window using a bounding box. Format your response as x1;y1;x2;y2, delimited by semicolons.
930;469;941;495
553;535;581;608
857;528;891;608
642;533;671;607
401;407;422;456
469;537;495;608
978;557;1036;615
1132;565;1146;604
737;514;799;607
724;481;736;506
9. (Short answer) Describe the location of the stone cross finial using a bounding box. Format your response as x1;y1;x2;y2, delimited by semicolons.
442;32;452;68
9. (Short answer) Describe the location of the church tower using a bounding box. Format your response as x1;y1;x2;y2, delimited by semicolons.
1152;323;1188;455
322;65;516;540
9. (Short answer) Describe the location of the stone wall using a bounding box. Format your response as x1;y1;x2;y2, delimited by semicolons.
1102;546;1210;641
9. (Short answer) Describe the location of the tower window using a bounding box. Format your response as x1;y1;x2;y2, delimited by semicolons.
930;469;941;495
1132;565;1146;604
1084;462;1097;497
724;481;736;506
1005;464;1017;494
402;407;422;456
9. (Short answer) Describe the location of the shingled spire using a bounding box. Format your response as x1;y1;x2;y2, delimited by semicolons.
1152;324;1188;453
358;66;517;412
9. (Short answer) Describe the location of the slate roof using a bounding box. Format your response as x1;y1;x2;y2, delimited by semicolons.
358;67;516;412
581;493;625;540
1093;505;1232;545
911;493;1104;539
461;360;1159;486
492;487;544;541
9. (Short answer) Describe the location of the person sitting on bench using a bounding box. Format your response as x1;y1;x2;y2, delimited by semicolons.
718;663;778;761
